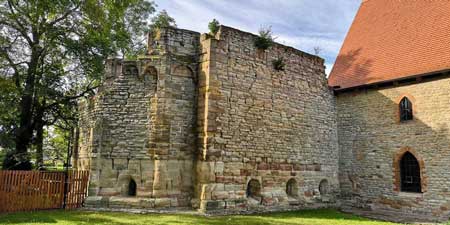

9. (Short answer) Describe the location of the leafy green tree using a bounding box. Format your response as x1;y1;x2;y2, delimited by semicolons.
43;126;69;169
150;9;176;30
0;0;157;169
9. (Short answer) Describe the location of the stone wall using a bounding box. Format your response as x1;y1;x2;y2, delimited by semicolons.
78;27;200;209
196;26;339;212
336;76;450;220
77;25;338;212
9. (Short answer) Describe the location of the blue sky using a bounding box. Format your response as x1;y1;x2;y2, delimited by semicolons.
154;0;361;74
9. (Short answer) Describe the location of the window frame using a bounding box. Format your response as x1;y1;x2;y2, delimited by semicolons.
393;147;426;193
400;152;421;193
396;94;416;123
399;97;413;122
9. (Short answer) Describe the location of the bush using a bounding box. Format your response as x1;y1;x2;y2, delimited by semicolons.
2;151;32;170
208;19;220;35
272;57;285;71
254;26;274;50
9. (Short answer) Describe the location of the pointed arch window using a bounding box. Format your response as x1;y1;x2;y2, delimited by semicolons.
399;97;413;122
400;152;421;193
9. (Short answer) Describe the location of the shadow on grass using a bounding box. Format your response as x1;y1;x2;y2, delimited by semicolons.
0;210;128;225
0;209;397;225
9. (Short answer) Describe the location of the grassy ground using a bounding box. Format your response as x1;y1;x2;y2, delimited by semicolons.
0;209;400;225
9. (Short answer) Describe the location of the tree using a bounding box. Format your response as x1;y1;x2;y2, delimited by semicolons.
150;9;176;30
0;0;157;170
43;125;70;169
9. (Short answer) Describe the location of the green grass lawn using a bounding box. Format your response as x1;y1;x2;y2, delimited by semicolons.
0;209;400;225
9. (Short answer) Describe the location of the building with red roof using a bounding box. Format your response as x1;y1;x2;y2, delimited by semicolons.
332;0;450;222
329;0;450;90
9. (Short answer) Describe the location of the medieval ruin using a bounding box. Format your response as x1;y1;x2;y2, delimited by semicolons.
75;0;450;222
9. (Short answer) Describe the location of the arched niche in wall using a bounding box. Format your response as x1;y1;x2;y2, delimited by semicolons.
123;63;139;75
319;179;329;196
128;178;137;196
286;178;299;197
139;65;158;85
119;175;139;197
246;179;261;199
167;64;197;154
172;65;195;79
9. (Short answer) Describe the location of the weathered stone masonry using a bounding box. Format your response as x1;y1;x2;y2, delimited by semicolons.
77;25;339;212
336;77;450;220
195;27;339;212
78;28;200;208
77;24;450;221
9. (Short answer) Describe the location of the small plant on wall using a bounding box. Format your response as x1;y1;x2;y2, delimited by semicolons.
272;57;285;71
254;26;274;50
208;19;220;35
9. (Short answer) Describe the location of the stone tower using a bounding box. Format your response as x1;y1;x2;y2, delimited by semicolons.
77;27;200;208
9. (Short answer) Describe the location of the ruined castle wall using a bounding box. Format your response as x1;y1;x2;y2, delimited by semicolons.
78;27;200;209
336;77;450;220
77;59;157;198
196;26;339;212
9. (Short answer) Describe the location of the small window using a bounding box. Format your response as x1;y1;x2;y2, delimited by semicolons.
399;97;413;121
246;179;261;198
128;179;137;196
286;178;298;197
319;179;329;195
400;152;421;193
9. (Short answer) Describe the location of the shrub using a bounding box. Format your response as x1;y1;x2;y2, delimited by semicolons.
272;57;285;71
208;19;220;35
254;26;274;50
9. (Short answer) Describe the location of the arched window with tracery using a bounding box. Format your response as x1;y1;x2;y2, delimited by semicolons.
400;152;421;193
399;97;413;122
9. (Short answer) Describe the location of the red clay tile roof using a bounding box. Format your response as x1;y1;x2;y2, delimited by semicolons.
328;0;450;90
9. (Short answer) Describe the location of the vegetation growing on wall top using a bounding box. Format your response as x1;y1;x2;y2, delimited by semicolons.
208;19;220;35
254;26;274;50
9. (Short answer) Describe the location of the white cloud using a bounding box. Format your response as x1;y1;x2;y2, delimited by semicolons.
154;0;359;67
276;34;343;58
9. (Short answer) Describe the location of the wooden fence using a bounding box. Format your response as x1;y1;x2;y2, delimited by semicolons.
0;170;89;213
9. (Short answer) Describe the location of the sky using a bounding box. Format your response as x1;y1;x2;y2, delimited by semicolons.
154;0;361;75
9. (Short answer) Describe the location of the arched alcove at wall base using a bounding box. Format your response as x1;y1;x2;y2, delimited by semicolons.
286;178;299;197
246;179;261;199
128;179;137;196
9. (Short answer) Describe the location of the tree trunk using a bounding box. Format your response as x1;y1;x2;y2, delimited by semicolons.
11;44;40;170
35;106;45;169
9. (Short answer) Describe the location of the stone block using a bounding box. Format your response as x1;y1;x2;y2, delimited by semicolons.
155;198;172;208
